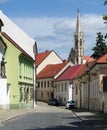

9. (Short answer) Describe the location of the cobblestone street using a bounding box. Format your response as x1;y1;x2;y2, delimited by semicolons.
0;102;107;130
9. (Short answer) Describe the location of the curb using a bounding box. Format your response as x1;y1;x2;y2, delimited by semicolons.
72;111;87;130
0;109;35;124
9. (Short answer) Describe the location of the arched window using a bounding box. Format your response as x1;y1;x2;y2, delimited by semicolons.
80;39;82;46
75;38;78;48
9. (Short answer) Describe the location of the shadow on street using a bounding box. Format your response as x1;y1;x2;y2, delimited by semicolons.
24;123;84;130
72;108;107;130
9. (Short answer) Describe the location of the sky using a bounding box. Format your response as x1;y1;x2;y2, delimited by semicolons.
0;0;107;59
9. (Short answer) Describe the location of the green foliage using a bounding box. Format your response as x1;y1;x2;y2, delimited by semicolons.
91;32;107;59
103;0;107;23
103;15;107;23
104;0;107;5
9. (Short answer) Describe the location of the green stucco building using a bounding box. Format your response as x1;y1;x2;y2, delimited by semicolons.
0;11;37;109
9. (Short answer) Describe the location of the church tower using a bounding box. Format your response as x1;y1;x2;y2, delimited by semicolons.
68;9;84;64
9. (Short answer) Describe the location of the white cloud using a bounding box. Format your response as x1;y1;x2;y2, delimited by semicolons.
12;14;107;59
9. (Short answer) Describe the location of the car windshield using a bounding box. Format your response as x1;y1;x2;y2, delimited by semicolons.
68;100;75;103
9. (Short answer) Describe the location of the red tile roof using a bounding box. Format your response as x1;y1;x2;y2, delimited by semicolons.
84;56;94;62
36;50;52;66
96;53;107;63
77;59;96;77
57;64;83;81
37;61;68;78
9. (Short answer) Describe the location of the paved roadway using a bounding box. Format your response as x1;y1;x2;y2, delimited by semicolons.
0;102;85;130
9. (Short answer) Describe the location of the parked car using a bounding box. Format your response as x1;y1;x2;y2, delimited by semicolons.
48;98;59;106
65;100;76;109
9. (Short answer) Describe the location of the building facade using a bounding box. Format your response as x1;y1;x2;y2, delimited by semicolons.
37;61;69;102
2;33;35;109
72;54;107;113
55;65;82;105
0;11;36;109
36;50;63;74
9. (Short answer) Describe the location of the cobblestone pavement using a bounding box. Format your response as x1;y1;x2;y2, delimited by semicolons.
0;101;107;130
0;101;70;124
35;101;71;113
0;108;34;124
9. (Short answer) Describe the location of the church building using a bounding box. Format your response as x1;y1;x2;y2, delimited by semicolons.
68;9;84;65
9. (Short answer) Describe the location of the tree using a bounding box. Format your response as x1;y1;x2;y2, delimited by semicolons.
103;0;107;23
91;32;107;59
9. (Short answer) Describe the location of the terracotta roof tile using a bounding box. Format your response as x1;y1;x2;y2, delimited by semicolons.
97;53;107;63
37;61;68;78
57;64;83;81
77;60;96;77
84;56;94;62
36;50;52;66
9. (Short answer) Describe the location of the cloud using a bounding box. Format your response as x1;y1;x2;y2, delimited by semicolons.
12;14;107;59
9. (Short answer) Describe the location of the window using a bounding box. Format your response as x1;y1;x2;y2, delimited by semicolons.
75;85;78;95
37;82;40;88
75;38;78;48
30;88;33;101
41;81;43;88
44;81;46;88
47;81;50;87
80;39;82;46
76;58;78;64
103;76;107;91
61;83;63;92
65;82;67;91
19;87;23;102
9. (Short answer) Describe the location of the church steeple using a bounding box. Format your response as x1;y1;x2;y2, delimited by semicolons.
68;9;84;64
76;9;81;34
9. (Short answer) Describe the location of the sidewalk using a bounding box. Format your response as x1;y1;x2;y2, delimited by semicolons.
0;108;35;124
0;101;52;124
73;108;107;129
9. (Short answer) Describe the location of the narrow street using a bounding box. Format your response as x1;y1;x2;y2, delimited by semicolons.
0;102;84;130
0;102;106;130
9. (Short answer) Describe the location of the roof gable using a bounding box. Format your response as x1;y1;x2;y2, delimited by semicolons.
37;61;68;78
36;50;52;66
2;32;33;59
0;10;36;59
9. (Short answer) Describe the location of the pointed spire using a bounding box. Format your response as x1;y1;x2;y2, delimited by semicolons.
76;9;82;33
